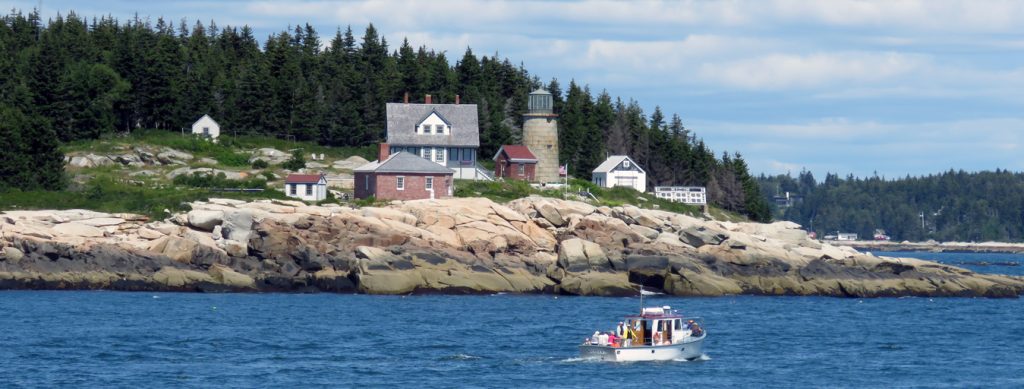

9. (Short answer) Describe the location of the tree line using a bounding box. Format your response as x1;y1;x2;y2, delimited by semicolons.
0;9;769;221
759;169;1024;242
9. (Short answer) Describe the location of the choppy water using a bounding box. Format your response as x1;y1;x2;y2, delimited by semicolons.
1;252;1023;388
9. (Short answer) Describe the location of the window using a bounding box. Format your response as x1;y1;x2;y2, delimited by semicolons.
397;176;405;190
289;184;296;195
448;148;458;161
425;177;433;190
423;148;432;161
435;124;445;134
623;160;631;169
435;148;444;162
422;124;431;134
306;184;313;196
364;175;369;190
202;127;210;136
517;163;525;175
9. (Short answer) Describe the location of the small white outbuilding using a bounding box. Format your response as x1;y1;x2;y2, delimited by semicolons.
191;114;220;140
284;173;328;202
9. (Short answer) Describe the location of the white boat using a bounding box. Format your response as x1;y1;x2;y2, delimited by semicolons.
579;305;706;362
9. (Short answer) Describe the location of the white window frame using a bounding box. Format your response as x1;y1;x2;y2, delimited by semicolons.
289;184;296;195
623;160;631;169
397;176;405;190
425;177;433;190
422;124;431;134
435;124;445;134
435;148;444;162
423;148;432;161
305;184;312;196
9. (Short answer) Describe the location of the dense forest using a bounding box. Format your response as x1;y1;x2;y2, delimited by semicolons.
759;169;1024;242
0;10;770;221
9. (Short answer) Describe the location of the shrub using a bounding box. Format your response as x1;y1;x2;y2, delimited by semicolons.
212;149;250;167
281;150;306;171
251;159;269;169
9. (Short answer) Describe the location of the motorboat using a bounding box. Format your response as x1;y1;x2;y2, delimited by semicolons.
579;304;706;362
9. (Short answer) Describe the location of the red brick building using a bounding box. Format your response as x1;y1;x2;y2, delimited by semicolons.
492;145;538;182
353;144;455;201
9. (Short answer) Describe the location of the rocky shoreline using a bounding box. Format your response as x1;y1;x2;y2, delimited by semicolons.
832;240;1024;254
2;196;1022;298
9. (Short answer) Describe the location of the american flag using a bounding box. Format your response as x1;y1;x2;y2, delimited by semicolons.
559;165;567;176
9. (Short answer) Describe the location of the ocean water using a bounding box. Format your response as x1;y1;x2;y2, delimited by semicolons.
1;253;1023;388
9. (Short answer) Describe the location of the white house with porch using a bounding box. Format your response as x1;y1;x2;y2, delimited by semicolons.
592;155;646;193
191;114;220;140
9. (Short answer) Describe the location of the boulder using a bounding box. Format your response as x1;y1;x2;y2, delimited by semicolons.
187;210;224;231
137;227;165;240
557;238;607;272
76;217;126;227
221;210;255;242
208;264;255;289
153;267;214;288
149;236;199;263
51;222;105;238
249;148;290;164
537;204;566;227
679;226;728;247
629;224;660;240
157;148;194;163
1;247;24;263
222;239;248;257
558;272;635;296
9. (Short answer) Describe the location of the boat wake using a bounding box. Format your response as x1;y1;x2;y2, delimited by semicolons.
438;353;483;361
672;354;711;362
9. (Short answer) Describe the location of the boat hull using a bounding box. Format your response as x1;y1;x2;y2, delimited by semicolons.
578;335;705;362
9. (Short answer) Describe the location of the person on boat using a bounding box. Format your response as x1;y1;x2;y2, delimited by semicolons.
687;320;702;337
608;332;618;347
616;322;626;338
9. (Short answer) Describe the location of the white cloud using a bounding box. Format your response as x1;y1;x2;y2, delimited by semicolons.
698;52;927;90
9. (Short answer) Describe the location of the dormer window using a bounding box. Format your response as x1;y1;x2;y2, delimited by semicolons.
623;160;631;169
422;124;431;134
435;124;445;134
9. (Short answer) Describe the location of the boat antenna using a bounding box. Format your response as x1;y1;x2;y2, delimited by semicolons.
639;284;644;314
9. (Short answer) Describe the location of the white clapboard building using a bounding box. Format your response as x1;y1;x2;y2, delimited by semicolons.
284;173;328;202
654;186;707;205
191;114;220;140
592;155;646;193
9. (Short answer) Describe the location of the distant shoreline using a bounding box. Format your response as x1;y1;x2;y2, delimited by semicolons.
832;240;1024;254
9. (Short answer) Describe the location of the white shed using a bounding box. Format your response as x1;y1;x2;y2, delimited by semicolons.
284;173;328;202
191;114;220;140
592;155;647;193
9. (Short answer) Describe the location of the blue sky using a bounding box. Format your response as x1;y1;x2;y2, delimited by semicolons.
12;0;1024;179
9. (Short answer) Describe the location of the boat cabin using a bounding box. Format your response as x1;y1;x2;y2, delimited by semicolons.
624;306;693;346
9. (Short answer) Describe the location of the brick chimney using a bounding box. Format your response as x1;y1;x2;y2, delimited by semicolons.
425;94;432;104
403;92;409;104
378;143;389;162
455;94;460;105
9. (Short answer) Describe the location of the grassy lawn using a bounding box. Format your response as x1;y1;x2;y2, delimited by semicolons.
0;177;289;219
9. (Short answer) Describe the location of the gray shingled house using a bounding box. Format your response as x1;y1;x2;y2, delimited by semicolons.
384;95;492;180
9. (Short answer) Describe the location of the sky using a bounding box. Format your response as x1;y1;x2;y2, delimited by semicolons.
11;0;1024;180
